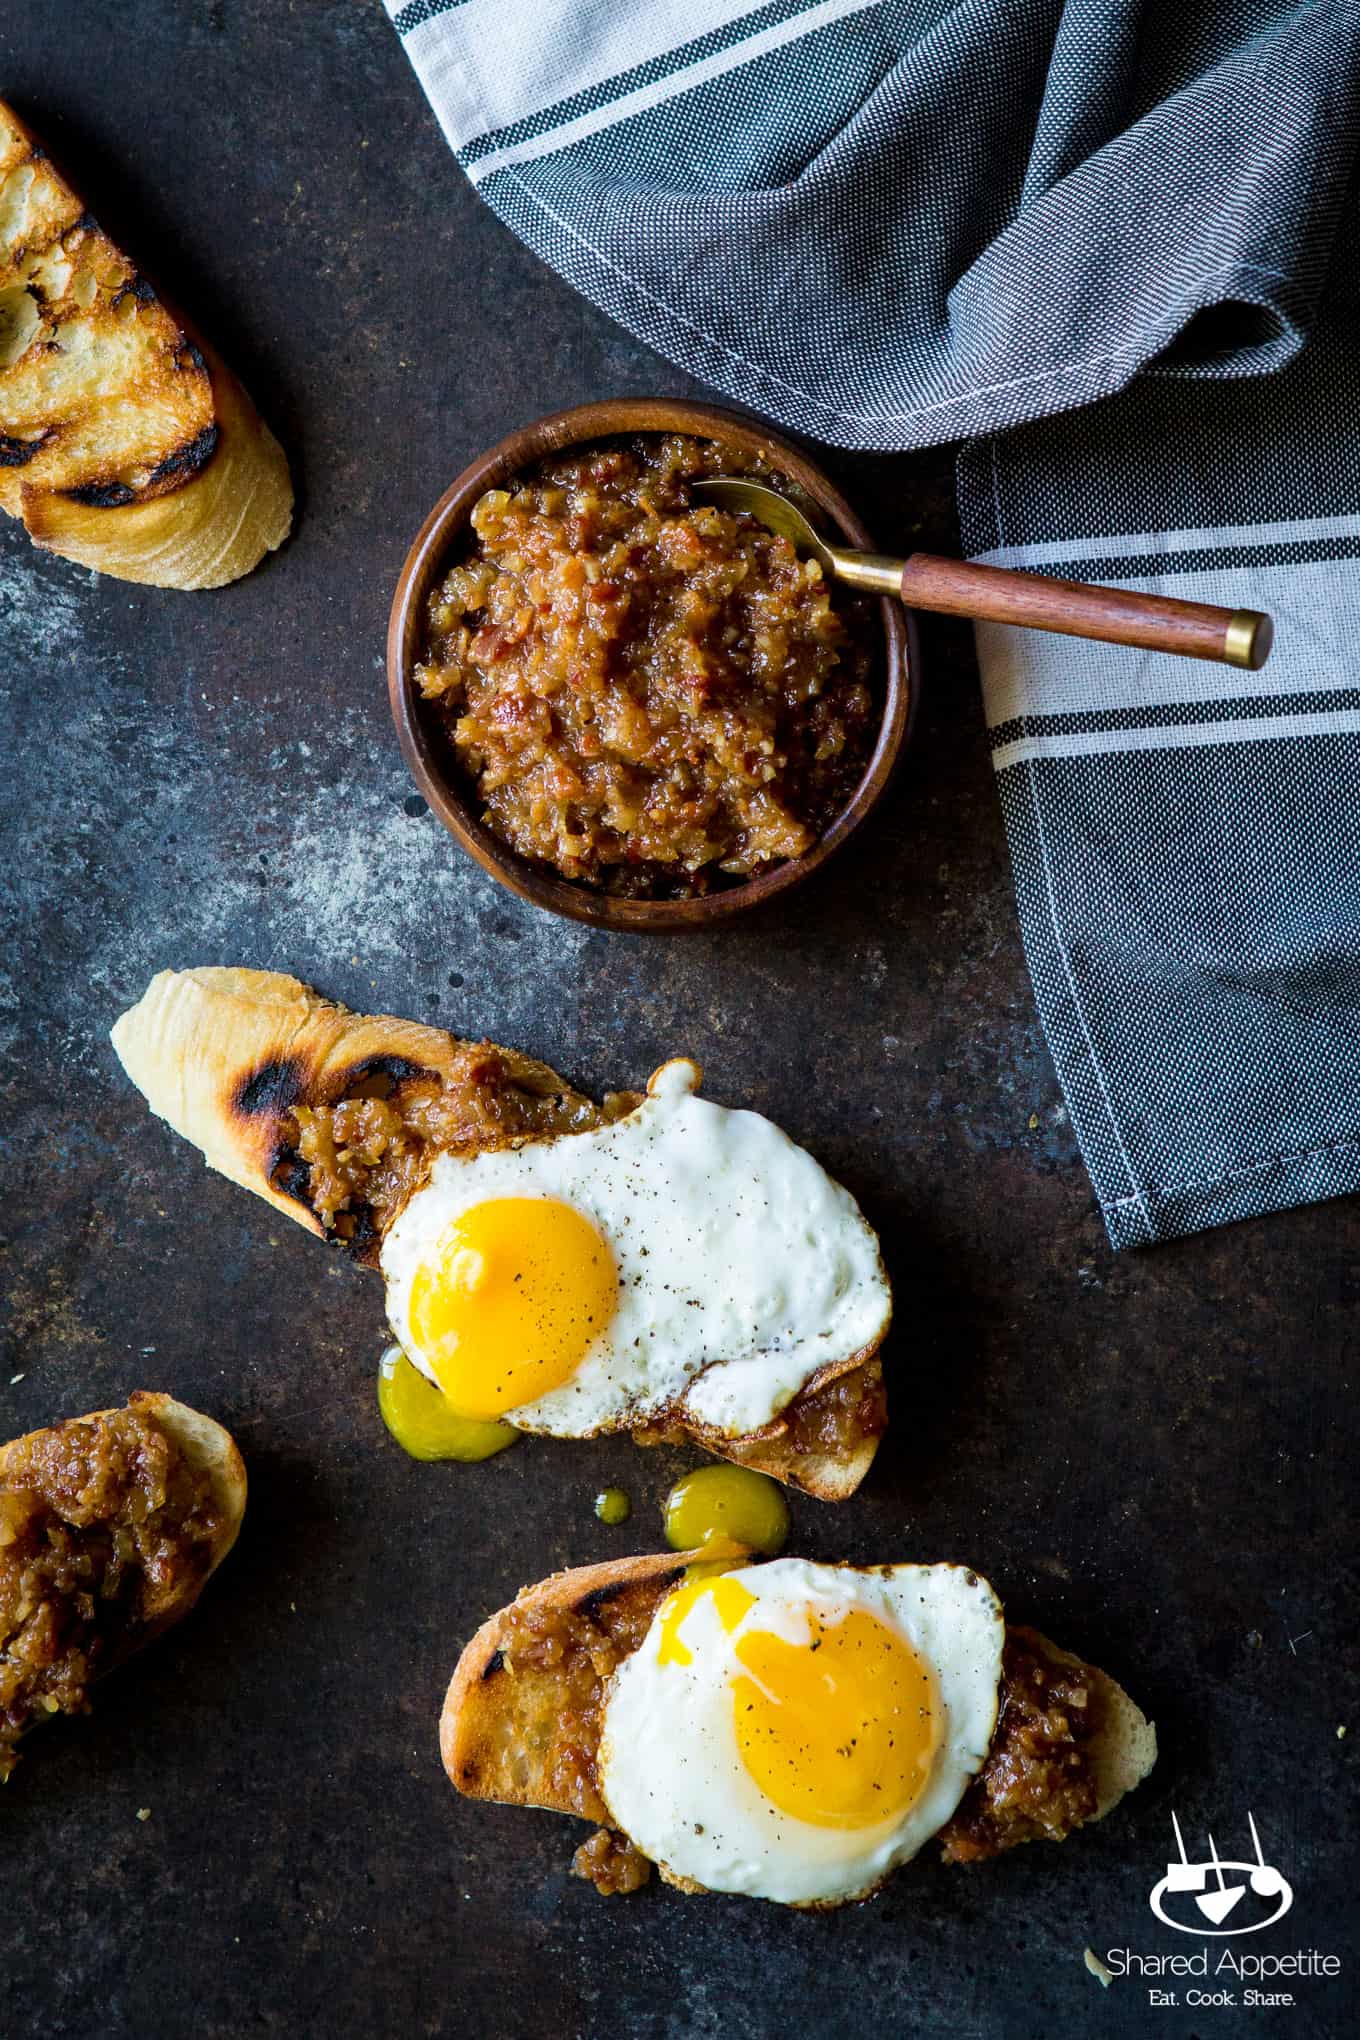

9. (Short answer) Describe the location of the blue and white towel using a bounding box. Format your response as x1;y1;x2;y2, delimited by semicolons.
387;0;1360;1247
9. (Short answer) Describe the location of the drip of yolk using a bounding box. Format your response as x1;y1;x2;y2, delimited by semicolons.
657;1575;756;1666
407;1196;618;1421
733;1608;939;1831
376;1346;517;1462
663;1465;790;1558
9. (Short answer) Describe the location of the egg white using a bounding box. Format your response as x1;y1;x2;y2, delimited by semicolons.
596;1559;1005;1907
379;1060;890;1437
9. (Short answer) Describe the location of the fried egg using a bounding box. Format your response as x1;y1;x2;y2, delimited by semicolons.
597;1559;1004;1906
379;1059;890;1437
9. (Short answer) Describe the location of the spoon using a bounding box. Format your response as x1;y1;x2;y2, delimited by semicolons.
695;477;1273;670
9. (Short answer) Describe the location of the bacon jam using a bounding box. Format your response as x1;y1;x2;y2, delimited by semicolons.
571;1825;653;1895
416;434;879;897
276;1048;637;1242
938;1629;1103;1862
487;1584;661;1825
0;1402;225;1779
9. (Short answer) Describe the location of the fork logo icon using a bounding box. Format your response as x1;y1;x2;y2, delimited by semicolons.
1149;1813;1294;1936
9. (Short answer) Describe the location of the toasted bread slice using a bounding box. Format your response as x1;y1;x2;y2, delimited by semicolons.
109;965;605;1247
440;1552;1156;1902
0;1391;246;1769
0;100;291;586
440;1546;736;1820
111;967;888;1498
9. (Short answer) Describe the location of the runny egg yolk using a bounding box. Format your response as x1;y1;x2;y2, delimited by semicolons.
655;1580;941;1830
377;1345;517;1462
663;1464;789;1557
408;1196;617;1421
658;1575;756;1665
733;1609;940;1831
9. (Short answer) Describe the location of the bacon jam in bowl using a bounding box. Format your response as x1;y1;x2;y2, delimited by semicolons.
418;435;877;896
387;401;913;931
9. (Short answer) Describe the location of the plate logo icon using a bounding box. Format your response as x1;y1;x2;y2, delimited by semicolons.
1150;1812;1293;1936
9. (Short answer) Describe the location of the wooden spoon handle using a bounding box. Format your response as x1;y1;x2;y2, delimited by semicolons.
898;554;1273;669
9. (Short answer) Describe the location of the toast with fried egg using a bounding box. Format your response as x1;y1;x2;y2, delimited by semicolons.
0;99;291;587
442;1551;1156;1905
0;1392;246;1775
111;968;888;1499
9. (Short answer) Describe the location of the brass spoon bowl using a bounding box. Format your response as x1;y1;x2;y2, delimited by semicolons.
697;477;1273;669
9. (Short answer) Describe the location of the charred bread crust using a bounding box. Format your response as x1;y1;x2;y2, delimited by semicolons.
440;1553;1156;1900
0;99;291;587
109;966;596;1260
111;967;888;1496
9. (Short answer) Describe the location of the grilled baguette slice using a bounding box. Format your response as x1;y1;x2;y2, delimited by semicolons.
440;1552;1157;1901
441;1547;727;1821
110;965;605;1248
110;966;886;1499
0;99;291;586
0;1392;246;1767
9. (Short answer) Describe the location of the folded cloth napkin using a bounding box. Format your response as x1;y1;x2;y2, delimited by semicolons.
388;0;1360;1246
387;0;1359;449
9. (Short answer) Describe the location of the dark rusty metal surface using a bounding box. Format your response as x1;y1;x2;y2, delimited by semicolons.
1;7;1356;2037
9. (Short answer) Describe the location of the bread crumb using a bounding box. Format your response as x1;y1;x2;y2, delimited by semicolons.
1084;1948;1113;1989
136;1807;151;1822
9;1373;23;1385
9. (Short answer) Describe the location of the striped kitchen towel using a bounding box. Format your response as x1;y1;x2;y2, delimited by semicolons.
956;233;1360;1247
386;0;1359;452
387;1;1360;1245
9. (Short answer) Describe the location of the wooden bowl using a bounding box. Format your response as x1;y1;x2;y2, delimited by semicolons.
387;399;915;931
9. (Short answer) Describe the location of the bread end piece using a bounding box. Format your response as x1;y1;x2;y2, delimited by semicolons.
21;341;292;588
0;98;291;588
